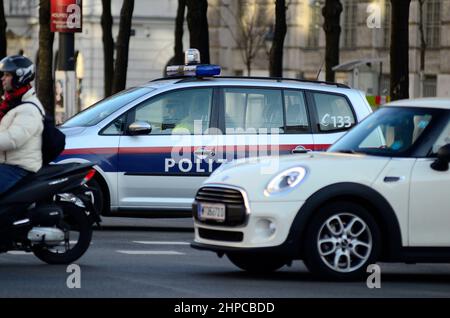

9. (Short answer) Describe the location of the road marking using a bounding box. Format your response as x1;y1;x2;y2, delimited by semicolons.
116;250;185;255
133;241;190;245
7;251;32;255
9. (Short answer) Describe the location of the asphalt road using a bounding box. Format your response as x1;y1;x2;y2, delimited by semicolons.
2;217;450;298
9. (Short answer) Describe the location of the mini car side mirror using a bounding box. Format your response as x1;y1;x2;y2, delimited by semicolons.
431;144;450;171
128;121;152;136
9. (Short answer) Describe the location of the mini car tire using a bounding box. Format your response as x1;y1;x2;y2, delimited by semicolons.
303;201;381;281
226;253;288;273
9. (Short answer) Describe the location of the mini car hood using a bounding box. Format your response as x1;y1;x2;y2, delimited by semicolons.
204;152;391;202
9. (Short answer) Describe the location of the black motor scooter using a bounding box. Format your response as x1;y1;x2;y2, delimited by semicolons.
0;162;101;264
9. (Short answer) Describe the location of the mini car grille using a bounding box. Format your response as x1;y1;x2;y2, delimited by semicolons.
193;186;247;226
198;228;244;242
195;187;245;205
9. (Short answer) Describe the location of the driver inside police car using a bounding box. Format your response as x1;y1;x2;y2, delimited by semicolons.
173;94;209;134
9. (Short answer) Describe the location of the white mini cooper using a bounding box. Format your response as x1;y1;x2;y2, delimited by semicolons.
191;98;450;280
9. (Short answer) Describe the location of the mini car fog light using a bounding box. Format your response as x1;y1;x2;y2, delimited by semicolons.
269;221;276;235
264;166;307;196
255;219;276;238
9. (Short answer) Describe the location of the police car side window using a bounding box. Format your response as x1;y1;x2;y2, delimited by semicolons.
102;114;127;135
224;88;284;134
312;92;356;132
133;88;213;135
284;90;310;133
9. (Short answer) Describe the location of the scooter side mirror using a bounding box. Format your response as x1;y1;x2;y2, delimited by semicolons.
431;144;450;171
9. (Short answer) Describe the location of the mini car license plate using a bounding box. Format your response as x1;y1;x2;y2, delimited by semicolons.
198;203;226;222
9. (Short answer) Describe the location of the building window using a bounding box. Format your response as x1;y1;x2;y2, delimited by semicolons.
8;0;35;15
380;74;390;96
307;0;323;48
343;0;357;48
425;0;441;48
423;75;437;97
383;1;391;48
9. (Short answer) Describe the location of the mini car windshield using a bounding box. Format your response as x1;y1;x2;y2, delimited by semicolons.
329;106;443;157
61;87;154;128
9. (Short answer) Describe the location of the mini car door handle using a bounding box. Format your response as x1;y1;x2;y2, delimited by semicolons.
292;145;311;154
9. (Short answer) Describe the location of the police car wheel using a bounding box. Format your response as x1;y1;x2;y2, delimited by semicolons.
303;201;381;281
87;178;106;216
226;253;288;273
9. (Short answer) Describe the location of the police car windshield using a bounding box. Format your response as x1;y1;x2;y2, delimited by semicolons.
62;87;154;128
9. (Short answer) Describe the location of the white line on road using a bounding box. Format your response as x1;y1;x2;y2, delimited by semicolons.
116;250;185;255
133;241;190;245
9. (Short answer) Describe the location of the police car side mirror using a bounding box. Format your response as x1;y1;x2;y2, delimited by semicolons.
128;121;152;136
431;144;450;171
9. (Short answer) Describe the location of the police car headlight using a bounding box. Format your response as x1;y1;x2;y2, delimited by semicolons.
264;166;307;196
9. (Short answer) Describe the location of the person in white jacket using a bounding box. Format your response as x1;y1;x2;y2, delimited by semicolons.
0;55;45;194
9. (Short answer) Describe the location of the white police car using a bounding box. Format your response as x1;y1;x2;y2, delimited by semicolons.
192;98;450;280
57;49;372;217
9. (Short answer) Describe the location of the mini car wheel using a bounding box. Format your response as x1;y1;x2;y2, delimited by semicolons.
227;253;288;273
303;201;381;281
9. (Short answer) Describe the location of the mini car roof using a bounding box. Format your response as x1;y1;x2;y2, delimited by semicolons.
385;97;450;110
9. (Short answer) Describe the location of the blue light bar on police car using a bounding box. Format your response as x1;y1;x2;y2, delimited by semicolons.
166;64;221;77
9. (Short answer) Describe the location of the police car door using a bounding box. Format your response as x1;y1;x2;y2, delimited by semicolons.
216;87;313;167
117;87;218;212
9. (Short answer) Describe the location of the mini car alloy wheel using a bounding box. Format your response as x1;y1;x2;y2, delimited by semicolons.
317;213;372;273
304;201;380;280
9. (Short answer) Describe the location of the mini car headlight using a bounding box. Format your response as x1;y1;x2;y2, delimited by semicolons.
264;166;307;196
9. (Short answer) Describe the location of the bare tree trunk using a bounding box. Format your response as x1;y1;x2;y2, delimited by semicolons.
418;0;426;97
269;0;287;77
174;0;186;65
37;0;55;117
186;0;210;64
322;0;342;82
390;0;411;100
101;0;114;98
112;0;134;94
0;0;7;96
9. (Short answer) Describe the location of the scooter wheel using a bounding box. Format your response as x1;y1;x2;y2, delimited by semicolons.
32;202;93;265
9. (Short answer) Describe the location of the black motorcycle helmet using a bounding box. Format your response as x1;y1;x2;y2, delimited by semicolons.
0;55;35;89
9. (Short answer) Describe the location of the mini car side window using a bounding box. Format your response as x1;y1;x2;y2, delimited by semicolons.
223;88;284;134
284;90;310;133
132;88;213;135
312;92;356;132
432;120;450;154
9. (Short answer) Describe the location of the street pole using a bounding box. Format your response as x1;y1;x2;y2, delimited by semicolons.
55;32;77;123
57;33;75;70
51;0;82;124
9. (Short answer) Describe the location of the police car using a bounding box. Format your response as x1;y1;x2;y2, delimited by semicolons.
57;49;372;217
192;98;450;280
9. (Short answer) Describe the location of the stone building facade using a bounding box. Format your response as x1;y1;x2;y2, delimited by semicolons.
3;0;449;111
